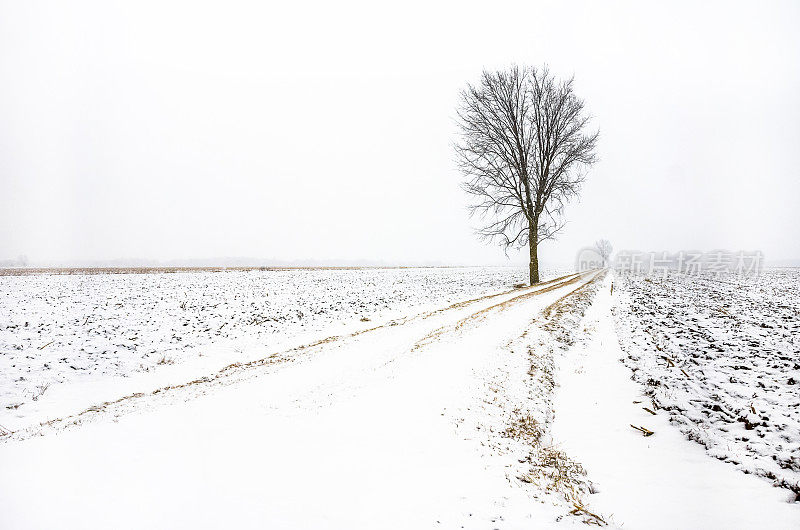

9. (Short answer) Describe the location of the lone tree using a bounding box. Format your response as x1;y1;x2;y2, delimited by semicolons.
455;65;598;284
594;239;613;267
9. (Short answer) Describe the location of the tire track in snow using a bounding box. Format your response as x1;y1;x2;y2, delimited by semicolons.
411;270;597;352
0;270;591;442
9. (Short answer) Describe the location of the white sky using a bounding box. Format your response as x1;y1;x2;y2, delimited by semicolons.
1;0;798;266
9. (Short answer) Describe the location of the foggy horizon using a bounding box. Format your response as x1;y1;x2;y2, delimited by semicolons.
2;1;799;267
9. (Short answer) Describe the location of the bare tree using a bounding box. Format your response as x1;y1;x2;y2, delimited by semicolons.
455;65;598;284
594;239;613;267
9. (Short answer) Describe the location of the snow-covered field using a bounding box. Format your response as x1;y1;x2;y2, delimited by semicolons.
0;267;544;431
1;267;798;529
612;269;800;496
553;273;798;528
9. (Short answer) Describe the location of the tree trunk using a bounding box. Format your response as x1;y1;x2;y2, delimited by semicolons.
529;227;540;285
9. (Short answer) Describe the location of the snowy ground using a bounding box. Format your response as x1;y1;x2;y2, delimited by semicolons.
1;270;597;529
553;274;799;528
1;268;798;528
611;269;800;496
0;267;545;431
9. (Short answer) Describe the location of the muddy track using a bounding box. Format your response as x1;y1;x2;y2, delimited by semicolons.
412;270;599;351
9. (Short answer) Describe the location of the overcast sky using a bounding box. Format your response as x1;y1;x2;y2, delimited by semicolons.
1;0;798;267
